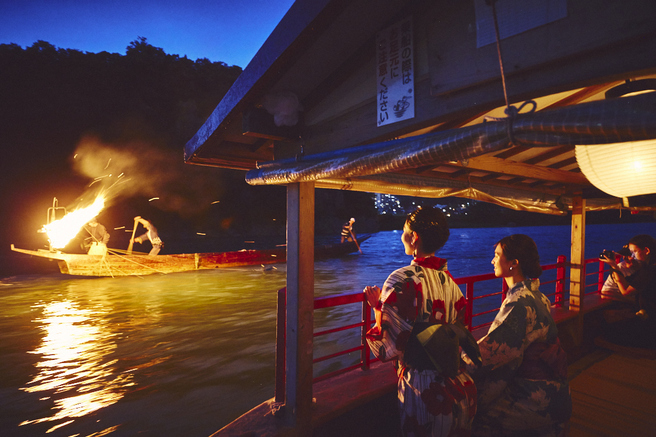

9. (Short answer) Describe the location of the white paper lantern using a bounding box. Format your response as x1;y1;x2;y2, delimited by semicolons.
575;139;656;198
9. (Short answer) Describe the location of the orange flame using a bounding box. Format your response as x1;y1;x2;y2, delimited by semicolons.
44;196;105;249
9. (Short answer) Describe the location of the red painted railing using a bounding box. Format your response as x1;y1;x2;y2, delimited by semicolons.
274;255;611;402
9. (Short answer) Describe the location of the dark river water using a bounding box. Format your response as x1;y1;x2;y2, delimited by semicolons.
1;222;653;436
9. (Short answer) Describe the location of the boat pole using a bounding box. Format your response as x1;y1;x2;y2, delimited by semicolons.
351;231;362;254
127;218;138;255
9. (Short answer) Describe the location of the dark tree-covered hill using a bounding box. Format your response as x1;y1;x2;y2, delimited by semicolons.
0;38;376;268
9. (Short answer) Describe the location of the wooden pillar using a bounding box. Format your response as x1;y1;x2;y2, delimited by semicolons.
285;182;315;433
569;196;586;309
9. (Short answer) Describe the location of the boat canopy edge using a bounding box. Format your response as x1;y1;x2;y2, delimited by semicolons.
245;93;656;197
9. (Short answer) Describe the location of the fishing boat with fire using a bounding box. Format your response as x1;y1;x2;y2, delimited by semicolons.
9;239;367;277
10;198;368;277
180;0;656;435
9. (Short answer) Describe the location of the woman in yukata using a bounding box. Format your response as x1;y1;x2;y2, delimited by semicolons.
471;234;572;436
365;206;481;437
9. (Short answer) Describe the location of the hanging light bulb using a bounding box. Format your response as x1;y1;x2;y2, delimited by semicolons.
575;139;656;198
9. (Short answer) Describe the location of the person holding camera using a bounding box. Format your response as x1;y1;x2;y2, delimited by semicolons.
600;234;656;348
599;246;639;302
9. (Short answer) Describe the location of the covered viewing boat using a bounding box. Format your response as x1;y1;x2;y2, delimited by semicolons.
183;0;656;435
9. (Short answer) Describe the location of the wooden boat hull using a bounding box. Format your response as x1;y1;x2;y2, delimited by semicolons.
10;237;368;277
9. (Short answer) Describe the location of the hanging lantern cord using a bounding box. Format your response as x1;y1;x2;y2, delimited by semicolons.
484;0;537;146
296;134;306;162
486;0;511;113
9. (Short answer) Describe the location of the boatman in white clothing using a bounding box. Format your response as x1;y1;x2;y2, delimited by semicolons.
84;217;110;255
131;216;163;255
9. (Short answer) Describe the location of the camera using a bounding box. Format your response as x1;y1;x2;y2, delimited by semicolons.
599;249;614;259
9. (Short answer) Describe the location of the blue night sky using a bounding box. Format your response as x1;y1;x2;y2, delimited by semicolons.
0;0;296;68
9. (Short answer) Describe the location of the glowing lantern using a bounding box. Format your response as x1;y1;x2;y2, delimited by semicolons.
44;195;105;249
575;139;656;199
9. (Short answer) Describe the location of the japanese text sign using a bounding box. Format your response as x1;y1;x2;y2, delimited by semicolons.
376;16;414;127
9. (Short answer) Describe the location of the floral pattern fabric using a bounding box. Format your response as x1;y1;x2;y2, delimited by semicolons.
472;280;572;436
366;257;477;437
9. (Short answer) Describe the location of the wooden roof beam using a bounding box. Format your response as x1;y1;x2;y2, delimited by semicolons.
459;156;589;185
400;169;571;197
524;145;573;165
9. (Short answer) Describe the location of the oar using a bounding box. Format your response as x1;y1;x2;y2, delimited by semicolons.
127;218;139;255
351;231;362;254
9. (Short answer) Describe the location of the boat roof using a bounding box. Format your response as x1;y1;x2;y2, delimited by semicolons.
184;0;656;213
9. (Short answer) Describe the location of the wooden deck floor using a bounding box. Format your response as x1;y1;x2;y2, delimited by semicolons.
568;344;656;437
212;344;656;437
314;344;656;437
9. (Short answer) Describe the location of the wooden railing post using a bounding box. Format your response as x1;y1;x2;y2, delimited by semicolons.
285;182;314;431
569;196;586;309
465;281;474;329
275;287;286;403
555;255;566;307
361;298;371;370
598;260;606;293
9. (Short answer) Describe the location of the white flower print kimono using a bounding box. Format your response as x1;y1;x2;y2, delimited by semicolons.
367;257;479;437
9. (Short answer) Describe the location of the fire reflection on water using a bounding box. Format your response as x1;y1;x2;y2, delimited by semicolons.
20;299;133;434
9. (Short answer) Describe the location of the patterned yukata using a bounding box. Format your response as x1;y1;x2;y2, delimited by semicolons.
472;280;571;437
366;257;479;437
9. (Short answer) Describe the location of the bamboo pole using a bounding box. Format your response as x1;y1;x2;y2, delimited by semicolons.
127;218;138;255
